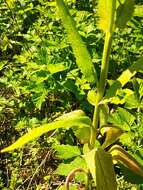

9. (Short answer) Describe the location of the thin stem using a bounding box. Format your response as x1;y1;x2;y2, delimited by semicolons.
99;32;112;97
65;168;88;190
90;32;113;147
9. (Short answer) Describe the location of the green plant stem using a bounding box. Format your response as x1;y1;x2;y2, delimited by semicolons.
90;32;113;148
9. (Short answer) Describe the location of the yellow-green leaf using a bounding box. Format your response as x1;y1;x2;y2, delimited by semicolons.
118;57;143;87
97;0;116;33
110;145;143;177
56;0;97;83
100;125;123;149
99;104;109;127
95;147;117;190
84;149;96;183
73;127;91;144
1;110;92;152
134;5;143;17
87;89;97;106
102;57;143;104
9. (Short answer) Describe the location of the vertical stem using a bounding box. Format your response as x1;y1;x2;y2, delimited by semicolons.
99;32;112;97
90;32;113;147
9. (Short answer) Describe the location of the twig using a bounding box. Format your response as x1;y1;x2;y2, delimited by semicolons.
26;150;51;190
65;168;88;190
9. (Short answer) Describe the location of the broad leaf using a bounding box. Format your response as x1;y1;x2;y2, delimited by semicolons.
55;156;87;182
56;0;97;83
134;5;143;17
58;184;77;190
32;91;47;110
54;144;81;159
116;0;135;29
84;149;96;183
73;127;91;144
108;107;135;131
118;57;143;87
125;93;140;109
103;57;143;103
1;110;92;152
95;148;117;190
117;107;135;126
119;132;134;147
87;89;97;106
47;63;68;74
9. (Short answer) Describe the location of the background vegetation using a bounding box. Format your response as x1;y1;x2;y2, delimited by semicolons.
0;0;143;189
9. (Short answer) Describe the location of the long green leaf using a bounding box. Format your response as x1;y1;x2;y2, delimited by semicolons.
56;0;97;83
110;145;143;177
95;148;117;190
1;110;92;152
116;0;135;29
97;0;116;33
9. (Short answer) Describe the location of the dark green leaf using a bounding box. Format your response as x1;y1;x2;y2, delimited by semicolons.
116;0;135;29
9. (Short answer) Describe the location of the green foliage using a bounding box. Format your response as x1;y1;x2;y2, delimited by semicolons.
0;0;143;189
116;0;135;29
84;149;96;182
108;107;136;131
55;156;87;182
95;147;117;190
56;0;97;83
1;110;92;152
54;144;81;159
97;0;116;33
100;125;123;149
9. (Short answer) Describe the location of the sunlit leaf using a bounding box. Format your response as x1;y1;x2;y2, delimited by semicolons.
56;0;97;83
125;93;140;109
57;184;77;190
110;145;143;177
84;149;96;183
134;5;143;18
73;127;91;144
118;57;143;87
101;125;123;149
87;89;97;106
108;107;135;131
55;156;87;182
102;57;143;104
47;63;68;74
54;144;81;159
95;147;117;190
1;110;92;152
97;0;116;33
6;0;15;7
